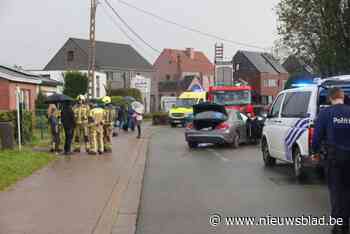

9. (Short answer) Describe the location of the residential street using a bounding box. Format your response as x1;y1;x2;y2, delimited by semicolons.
137;127;332;234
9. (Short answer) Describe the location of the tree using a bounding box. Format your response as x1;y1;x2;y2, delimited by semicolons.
277;0;350;77
35;91;48;110
110;88;142;102
63;71;89;98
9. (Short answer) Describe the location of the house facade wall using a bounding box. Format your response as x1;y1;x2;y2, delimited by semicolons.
0;79;10;111
8;82;36;111
233;70;288;105
153;51;213;111
45;39;89;71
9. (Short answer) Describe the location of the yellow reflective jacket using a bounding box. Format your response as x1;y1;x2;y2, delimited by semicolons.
73;104;90;124
89;108;105;126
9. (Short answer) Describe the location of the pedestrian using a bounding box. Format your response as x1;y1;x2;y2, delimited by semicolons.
128;105;135;131
88;103;105;155
61;102;75;155
246;112;259;144
48;104;60;154
133;111;143;139
312;87;350;234
118;105;128;131
73;95;90;153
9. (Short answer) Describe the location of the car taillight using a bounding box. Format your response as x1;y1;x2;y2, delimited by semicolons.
216;123;230;130
186;123;193;129
308;127;314;146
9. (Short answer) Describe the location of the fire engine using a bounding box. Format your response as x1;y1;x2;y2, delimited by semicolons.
207;82;260;114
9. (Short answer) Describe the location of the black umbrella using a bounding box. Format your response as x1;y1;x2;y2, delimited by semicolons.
45;93;74;104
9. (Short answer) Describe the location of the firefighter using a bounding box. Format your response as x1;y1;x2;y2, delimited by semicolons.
312;87;350;234
102;96;115;153
88;103;105;155
73;95;90;153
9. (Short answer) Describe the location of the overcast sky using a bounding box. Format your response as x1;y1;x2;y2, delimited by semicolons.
0;0;280;69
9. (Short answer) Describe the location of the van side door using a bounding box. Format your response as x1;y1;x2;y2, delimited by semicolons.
278;91;312;161
264;93;285;159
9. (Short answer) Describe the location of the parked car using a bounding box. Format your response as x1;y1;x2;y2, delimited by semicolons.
261;75;350;179
185;103;248;148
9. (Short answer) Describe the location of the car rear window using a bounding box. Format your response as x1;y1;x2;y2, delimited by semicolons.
281;92;311;118
194;111;228;120
319;86;350;108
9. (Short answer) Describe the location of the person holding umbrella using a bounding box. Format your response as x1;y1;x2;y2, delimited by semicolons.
61;101;76;155
131;101;145;139
45;93;75;155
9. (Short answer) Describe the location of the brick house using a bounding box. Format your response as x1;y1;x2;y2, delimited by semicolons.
44;38;154;99
153;48;214;110
232;51;289;105
0;65;41;111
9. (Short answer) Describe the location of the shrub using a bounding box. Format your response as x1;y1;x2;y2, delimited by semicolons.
35;91;48;110
111;96;128;107
0;110;33;144
110;88;142;102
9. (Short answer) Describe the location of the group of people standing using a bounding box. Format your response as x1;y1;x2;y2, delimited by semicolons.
47;95;143;156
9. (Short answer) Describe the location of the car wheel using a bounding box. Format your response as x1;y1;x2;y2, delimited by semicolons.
232;133;240;149
261;138;276;167
188;142;198;149
293;147;305;180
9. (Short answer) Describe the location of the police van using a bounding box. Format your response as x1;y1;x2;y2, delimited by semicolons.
261;75;350;179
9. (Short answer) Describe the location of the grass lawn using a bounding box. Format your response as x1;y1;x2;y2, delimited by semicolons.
0;150;56;191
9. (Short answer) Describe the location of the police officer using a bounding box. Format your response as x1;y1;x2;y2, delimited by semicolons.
88;103;105;155
101;96;115;153
73;95;90;153
312;87;350;234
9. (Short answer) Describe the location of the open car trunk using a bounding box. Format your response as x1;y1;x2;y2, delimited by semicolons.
192;103;228;130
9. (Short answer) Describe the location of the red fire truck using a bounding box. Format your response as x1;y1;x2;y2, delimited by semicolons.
207;83;259;114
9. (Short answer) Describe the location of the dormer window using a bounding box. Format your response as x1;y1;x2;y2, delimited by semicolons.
67;50;74;62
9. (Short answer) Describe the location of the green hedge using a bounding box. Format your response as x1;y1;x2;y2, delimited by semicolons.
0;110;33;144
110;88;142;102
111;96;128;107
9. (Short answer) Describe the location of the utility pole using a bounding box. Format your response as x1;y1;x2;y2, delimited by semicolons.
88;0;98;98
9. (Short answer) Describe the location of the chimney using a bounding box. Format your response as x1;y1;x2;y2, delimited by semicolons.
185;48;195;59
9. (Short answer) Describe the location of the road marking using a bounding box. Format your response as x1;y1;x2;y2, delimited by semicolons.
207;149;230;162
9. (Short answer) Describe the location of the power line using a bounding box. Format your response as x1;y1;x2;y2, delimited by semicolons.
101;3;155;56
116;0;266;50
104;0;161;53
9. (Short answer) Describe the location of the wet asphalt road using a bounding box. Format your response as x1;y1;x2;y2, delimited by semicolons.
136;127;332;234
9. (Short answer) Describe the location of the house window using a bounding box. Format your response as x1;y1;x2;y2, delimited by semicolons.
20;89;30;110
264;79;278;88
112;72;123;81
67;50;74;62
166;74;171;81
96;75;100;97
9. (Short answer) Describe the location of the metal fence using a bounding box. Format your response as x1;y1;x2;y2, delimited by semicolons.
35;109;50;140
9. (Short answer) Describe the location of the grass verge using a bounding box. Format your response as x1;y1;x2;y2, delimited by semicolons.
0;150;56;191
